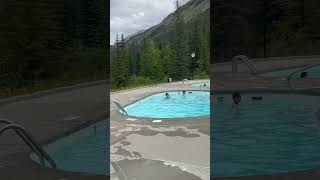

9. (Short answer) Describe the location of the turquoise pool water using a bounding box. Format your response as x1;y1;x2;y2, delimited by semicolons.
212;93;320;177
192;82;210;87
124;91;209;118
263;66;320;79
31;120;108;175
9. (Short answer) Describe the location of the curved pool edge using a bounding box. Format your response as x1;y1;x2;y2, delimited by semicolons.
111;79;210;95
43;113;108;146
118;90;210;119
124;89;210;107
258;65;308;75
112;109;210;125
29;113;109;177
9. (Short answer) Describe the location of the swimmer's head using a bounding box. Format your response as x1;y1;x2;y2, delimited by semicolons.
232;92;241;104
300;72;308;78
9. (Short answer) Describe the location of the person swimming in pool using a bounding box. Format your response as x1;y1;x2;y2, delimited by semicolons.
300;71;308;78
182;90;186;95
165;92;170;99
232;92;241;105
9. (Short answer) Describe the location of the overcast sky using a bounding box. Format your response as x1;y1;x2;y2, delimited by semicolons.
110;0;190;45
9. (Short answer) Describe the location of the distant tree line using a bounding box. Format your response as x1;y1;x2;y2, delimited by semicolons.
213;0;320;62
0;0;107;96
111;1;210;89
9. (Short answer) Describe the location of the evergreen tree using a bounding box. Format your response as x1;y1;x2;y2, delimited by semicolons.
162;43;176;76
198;33;210;74
140;40;165;80
170;0;190;80
111;34;130;88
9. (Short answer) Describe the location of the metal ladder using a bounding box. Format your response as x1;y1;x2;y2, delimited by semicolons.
232;55;258;74
110;99;128;115
287;63;320;90
0;119;56;168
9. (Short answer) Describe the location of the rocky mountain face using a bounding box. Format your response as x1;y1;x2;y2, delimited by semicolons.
125;0;210;47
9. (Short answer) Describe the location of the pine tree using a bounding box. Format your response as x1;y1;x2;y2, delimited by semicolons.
120;34;129;82
111;34;120;87
111;34;130;88
140;40;165;80
162;43;175;76
198;33;210;74
170;0;190;80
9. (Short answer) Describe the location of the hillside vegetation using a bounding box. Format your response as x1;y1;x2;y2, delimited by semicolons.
213;0;320;62
111;0;210;89
0;0;107;97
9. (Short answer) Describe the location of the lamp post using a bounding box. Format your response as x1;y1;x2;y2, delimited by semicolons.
191;52;195;80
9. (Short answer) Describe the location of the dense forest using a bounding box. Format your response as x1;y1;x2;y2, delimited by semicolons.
0;0;107;97
111;0;210;89
213;0;320;62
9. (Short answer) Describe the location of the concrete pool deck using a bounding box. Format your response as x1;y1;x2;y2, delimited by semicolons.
213;55;320;74
110;79;210;180
0;81;108;180
211;56;320;180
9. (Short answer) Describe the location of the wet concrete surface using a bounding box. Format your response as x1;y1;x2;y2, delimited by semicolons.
110;80;210;180
212;56;320;74
114;159;202;180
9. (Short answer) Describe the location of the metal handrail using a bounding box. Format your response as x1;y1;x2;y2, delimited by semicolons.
0;119;45;163
0;119;43;162
237;55;257;74
287;63;320;90
232;55;258;74
0;122;56;168
110;99;128;115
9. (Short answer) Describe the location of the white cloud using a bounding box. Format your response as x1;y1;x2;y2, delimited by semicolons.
110;0;190;45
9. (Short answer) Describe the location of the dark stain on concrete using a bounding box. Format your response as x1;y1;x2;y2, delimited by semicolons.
120;140;131;146
132;151;142;158
113;146;132;157
128;127;201;138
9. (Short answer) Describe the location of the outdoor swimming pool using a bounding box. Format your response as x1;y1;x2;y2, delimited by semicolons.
211;92;320;177
192;82;210;87
263;66;320;79
124;91;209;118
30;119;108;175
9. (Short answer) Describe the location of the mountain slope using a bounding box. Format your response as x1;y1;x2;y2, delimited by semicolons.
125;0;210;47
110;0;210;64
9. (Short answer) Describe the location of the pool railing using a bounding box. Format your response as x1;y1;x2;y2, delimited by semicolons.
110;99;128;115
0;119;56;168
232;55;259;75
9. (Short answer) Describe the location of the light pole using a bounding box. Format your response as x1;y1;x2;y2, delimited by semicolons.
191;52;195;80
